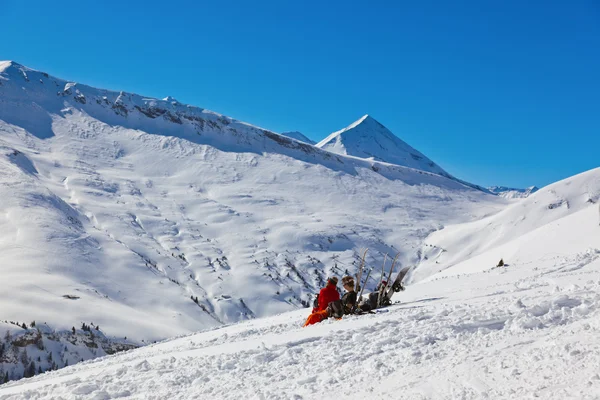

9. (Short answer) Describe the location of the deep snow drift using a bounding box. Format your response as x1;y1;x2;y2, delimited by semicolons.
0;61;505;346
1;194;599;399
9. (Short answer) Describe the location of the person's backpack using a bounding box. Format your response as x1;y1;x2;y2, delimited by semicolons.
313;294;319;309
326;300;345;319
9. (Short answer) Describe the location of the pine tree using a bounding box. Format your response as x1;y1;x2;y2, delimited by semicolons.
24;361;36;378
19;348;29;366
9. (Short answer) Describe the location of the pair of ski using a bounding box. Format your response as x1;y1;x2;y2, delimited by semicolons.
354;249;409;312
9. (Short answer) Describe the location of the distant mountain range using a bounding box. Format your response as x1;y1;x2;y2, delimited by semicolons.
488;186;539;199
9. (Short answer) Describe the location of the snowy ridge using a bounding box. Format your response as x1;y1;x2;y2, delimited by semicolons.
0;60;506;349
488;185;539;199
316;114;448;177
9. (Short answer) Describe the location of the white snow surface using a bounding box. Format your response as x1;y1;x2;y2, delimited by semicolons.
415;168;600;281
0;61;505;343
316;115;449;177
279;131;315;145
1;198;600;399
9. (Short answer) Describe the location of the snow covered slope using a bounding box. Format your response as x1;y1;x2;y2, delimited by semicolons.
415;168;600;281
280;131;315;144
1;199;599;399
488;185;539;199
0;61;506;346
316;115;449;176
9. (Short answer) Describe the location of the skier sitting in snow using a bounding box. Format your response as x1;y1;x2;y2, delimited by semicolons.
313;277;340;313
303;277;340;326
340;276;357;314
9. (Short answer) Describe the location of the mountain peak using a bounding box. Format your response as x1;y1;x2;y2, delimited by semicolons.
338;114;387;134
316;115;448;176
346;114;371;128
0;60;20;73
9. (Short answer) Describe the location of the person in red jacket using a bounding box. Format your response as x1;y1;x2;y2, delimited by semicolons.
304;277;340;327
315;277;340;312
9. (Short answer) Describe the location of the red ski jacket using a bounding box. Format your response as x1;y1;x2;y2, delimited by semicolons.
316;283;340;312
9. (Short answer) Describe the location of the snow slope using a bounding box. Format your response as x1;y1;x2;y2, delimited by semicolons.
280;131;315;144
415;168;600;281
0;61;506;347
488;185;539;199
316;115;449;177
1;199;599;399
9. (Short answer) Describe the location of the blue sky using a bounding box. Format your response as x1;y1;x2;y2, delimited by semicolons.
1;0;599;188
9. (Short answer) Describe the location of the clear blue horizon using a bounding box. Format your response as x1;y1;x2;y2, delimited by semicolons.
2;0;599;188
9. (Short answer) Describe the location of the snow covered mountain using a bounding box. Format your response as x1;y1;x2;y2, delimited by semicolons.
316;114;449;176
0;60;505;354
280;131;315;144
1;60;599;396
488;185;539;199
2;173;599;398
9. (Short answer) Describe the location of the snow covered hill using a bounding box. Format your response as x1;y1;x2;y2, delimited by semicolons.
488;185;539;199
1;196;599;399
280;131;315;144
316;114;449;177
415;168;600;281
0;60;506;353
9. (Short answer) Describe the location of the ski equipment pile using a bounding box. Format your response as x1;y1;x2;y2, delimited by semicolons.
355;248;368;293
378;252;400;308
357;267;372;305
